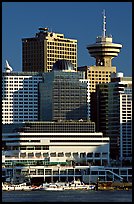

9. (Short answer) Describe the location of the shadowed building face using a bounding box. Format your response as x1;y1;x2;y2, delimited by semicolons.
39;59;88;121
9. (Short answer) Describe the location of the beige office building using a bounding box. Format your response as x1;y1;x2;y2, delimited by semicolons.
22;28;77;72
85;65;116;93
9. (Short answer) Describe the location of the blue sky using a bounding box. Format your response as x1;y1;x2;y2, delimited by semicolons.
2;2;132;76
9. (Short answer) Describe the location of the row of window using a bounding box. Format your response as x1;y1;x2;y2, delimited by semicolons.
3;98;37;102
3;102;37;105
3;115;37;118
89;74;111;77
2;86;38;89
7;145;49;150
3;109;37;112
5;150;107;157
3;116;37;124
3;94;38;97
90;77;110;81
89;71;113;74
47;60;76;65
3;79;41;81
47;56;76;60
18;153;107;158
47;46;76;51
3;81;40;84
47;42;76;47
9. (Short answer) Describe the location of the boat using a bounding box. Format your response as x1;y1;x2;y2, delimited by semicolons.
63;180;95;190
42;183;64;191
31;185;43;191
34;180;95;191
2;182;32;191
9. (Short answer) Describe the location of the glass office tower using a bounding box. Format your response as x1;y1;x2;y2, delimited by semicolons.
39;60;88;121
96;73;132;161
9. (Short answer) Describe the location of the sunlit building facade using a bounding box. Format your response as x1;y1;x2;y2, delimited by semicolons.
22;28;77;72
96;73;132;161
2;66;43;124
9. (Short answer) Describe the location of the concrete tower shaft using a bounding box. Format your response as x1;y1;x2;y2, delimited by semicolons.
87;11;122;67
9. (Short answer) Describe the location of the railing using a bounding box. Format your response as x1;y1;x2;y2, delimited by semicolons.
106;170;123;181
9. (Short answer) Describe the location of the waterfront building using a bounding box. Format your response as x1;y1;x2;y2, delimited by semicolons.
22;28;77;72
2;62;43;124
2;161;132;184
39;59;90;121
2;121;111;183
2;121;109;167
96;72;132;161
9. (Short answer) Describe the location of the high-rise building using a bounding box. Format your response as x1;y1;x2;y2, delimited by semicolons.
2;62;43;124
22;28;77;72
39;59;90;121
96;72;132;161
2;60;90;124
78;10;122;93
78;10;123;128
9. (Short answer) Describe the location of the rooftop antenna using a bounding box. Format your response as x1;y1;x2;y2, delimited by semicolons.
102;9;106;37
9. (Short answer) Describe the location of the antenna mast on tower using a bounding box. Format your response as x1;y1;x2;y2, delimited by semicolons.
102;9;106;37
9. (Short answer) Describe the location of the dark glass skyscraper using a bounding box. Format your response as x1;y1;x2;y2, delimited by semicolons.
39;60;88;121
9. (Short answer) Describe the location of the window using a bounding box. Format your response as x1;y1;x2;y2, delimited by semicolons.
95;153;100;157
50;152;56;157
58;152;64;157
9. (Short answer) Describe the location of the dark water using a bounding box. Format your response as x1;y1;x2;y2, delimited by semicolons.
2;190;132;202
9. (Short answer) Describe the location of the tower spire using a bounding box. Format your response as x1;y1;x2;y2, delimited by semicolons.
102;9;106;37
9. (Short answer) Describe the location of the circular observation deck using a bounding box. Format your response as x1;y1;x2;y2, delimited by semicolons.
87;36;122;66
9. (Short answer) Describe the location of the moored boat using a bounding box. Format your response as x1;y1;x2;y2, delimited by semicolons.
43;184;64;191
63;180;95;190
41;180;95;190
2;182;32;191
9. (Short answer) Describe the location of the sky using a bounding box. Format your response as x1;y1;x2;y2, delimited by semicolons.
2;2;132;76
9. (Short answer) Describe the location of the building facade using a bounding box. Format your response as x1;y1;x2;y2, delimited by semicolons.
78;65;116;93
96;73;132;161
39;60;90;121
2;60;90;124
78;11;123;129
2;121;110;183
2;121;132;184
22;28;77;72
2;65;43;124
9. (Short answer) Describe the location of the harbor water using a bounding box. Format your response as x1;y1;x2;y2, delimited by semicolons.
2;189;132;202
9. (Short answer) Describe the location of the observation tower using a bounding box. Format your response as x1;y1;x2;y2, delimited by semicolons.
87;10;122;67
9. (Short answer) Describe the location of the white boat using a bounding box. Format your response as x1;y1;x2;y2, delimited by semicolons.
63;180;95;190
42;183;64;191
2;182;32;191
33;181;95;191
